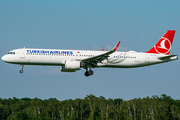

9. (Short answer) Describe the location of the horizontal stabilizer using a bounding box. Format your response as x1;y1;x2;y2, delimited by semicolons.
158;55;178;60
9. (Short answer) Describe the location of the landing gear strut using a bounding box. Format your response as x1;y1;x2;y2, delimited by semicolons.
20;65;24;74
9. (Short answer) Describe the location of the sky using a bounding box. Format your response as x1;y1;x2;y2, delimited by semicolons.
0;0;180;101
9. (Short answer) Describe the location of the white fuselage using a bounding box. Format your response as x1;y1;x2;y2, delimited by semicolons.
2;30;177;76
1;48;176;68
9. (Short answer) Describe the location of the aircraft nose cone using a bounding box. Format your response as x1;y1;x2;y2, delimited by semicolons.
1;55;5;61
1;55;7;62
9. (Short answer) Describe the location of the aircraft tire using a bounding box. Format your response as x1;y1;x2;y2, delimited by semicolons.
88;70;93;75
85;71;89;77
20;70;23;74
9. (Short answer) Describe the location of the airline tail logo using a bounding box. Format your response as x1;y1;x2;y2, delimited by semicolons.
146;30;175;55
154;37;171;54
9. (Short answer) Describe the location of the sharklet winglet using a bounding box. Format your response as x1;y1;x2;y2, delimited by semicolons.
113;41;121;51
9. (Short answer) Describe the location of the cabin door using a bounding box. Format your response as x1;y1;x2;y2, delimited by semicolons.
20;50;25;59
145;54;150;63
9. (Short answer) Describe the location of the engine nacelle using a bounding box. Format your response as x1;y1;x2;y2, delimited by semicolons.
61;60;80;72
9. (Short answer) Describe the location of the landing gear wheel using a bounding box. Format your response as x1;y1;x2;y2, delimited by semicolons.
20;65;24;74
85;71;89;77
20;70;23;74
88;70;93;75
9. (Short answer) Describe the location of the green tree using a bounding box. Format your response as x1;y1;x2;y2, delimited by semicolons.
15;112;29;120
0;104;10;120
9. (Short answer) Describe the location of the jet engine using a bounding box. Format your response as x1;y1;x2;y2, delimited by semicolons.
61;60;81;72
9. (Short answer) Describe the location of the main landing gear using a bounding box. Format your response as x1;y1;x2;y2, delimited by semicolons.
20;65;24;74
84;69;94;77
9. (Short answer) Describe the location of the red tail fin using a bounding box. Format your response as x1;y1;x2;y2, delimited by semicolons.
146;30;176;55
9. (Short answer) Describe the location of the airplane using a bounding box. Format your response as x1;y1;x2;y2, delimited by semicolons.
1;30;178;77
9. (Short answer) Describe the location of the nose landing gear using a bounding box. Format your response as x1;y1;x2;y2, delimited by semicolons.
20;65;24;74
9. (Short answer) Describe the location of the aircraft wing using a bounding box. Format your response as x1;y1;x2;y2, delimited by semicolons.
81;41;120;66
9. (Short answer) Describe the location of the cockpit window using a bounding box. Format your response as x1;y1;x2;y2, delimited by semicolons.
8;52;15;55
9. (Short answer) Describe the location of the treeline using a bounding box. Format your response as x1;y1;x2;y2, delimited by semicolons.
0;94;180;120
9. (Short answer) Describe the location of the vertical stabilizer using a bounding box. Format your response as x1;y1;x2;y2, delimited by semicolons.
146;30;176;55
